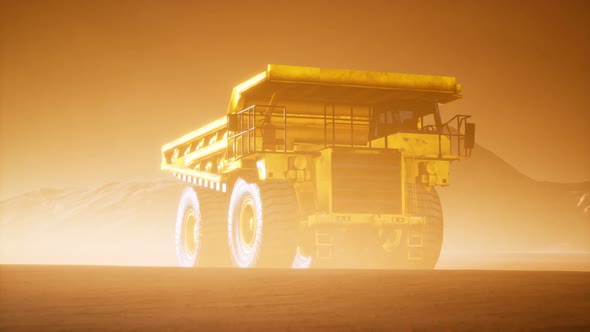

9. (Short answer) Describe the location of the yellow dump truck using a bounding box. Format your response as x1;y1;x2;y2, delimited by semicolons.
161;64;475;269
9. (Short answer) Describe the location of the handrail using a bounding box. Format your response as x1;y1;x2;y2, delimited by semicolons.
437;114;472;158
227;104;468;160
227;104;371;160
227;105;288;159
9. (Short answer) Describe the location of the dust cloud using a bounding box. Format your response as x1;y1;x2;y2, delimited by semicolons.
1;142;588;271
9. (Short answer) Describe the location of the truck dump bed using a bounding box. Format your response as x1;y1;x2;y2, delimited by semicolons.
228;64;462;113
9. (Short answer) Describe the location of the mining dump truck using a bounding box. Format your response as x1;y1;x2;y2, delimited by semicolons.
161;64;475;269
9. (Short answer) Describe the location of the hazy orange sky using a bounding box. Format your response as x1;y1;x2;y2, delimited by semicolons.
1;0;589;199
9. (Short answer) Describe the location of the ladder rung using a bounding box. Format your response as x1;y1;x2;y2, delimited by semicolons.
315;232;334;259
315;233;333;246
408;247;423;259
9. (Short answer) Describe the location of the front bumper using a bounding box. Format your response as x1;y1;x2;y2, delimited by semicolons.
303;213;425;227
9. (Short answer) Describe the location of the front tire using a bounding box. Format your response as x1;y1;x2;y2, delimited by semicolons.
413;185;444;269
378;185;444;269
227;178;298;268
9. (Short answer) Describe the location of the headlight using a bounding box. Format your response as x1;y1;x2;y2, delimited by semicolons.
256;159;266;180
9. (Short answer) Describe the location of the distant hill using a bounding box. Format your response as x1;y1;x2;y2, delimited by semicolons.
439;144;589;254
0;179;184;266
1;144;588;266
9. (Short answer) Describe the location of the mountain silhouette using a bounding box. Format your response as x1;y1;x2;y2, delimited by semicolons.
439;143;589;254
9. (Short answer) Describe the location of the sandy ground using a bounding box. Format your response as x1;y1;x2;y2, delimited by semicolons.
1;265;589;331
437;251;590;272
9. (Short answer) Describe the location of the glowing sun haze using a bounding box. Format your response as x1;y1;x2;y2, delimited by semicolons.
1;0;589;199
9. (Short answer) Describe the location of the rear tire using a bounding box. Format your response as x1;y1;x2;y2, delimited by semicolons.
175;187;201;267
227;178;298;268
175;187;231;267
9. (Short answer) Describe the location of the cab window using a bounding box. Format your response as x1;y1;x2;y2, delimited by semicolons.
370;109;419;138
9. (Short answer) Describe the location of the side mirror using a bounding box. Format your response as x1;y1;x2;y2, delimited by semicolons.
465;123;475;149
227;114;239;132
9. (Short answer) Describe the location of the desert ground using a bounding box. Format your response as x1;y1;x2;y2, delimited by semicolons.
1;265;589;331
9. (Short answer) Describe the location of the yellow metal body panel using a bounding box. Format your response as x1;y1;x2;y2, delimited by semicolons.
161;116;226;153
370;133;451;157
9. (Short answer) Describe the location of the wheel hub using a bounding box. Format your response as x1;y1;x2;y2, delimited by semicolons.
239;195;258;250
183;209;198;256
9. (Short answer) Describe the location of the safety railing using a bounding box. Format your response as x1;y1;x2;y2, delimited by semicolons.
227;104;472;160
227;105;287;160
436;114;474;158
227;104;372;160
